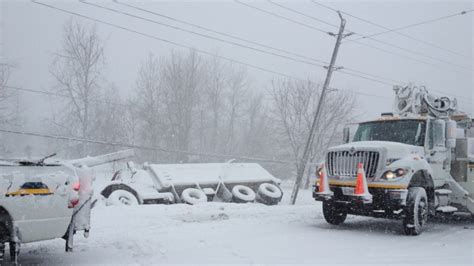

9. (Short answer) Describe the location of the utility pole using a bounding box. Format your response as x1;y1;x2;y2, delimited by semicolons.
290;12;351;205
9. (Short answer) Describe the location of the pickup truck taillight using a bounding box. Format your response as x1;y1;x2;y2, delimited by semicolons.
73;182;81;191
68;198;80;208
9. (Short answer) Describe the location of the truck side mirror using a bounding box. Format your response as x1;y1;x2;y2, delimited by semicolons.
343;127;350;143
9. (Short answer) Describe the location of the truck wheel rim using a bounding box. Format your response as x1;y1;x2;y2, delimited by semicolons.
418;199;428;227
119;196;131;205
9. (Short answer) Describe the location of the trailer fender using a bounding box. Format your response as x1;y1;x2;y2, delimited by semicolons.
100;183;142;204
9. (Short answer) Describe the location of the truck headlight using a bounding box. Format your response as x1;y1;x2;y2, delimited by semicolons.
382;168;407;180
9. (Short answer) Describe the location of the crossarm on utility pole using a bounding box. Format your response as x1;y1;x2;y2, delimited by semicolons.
289;12;346;205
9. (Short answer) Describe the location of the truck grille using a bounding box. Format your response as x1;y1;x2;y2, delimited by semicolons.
326;151;380;178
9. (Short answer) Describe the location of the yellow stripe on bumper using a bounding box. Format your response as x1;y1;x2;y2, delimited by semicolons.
327;181;408;189
6;188;53;196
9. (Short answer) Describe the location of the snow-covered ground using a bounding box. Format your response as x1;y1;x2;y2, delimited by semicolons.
11;182;474;265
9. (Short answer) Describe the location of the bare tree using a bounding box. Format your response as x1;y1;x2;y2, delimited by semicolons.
222;66;248;154
50;20;105;156
161;50;204;162
133;53;168;160
0;63;14;125
90;85;129;154
201;56;227;154
0;63;20;157
271;78;355;186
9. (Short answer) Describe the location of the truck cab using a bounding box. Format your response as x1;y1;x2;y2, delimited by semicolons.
313;86;474;235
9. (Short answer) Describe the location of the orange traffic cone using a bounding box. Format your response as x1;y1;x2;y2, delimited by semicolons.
354;163;372;202
317;163;333;196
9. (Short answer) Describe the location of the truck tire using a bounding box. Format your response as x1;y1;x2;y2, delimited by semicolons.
106;190;139;206
231;185;256;203
181;188;208;205
9;241;19;264
0;242;4;262
256;183;283;205
322;200;347;225
403;187;428;235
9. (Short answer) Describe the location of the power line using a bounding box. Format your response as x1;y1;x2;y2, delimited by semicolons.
3;85;131;108
311;0;473;59
240;2;472;104
240;0;471;73
270;1;472;72
115;0;407;90
80;0;330;70
0;128;293;164
115;0;331;67
234;0;331;35
338;70;393;86
353;34;472;71
30;1;470;105
352;9;474;42
267;0;339;29
31;1;403;92
32;1;317;83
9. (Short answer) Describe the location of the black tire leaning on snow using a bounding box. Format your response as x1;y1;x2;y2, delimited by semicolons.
256;183;283;205
322;200;347;225
403;187;428;236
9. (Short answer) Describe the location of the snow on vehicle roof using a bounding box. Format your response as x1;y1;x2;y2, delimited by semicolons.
148;162;280;187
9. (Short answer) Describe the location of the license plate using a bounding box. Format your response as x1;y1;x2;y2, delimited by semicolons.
341;187;354;195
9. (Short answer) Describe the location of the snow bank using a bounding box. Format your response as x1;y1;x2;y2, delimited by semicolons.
15;187;473;265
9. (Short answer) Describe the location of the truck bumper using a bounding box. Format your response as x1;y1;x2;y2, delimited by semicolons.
313;185;409;218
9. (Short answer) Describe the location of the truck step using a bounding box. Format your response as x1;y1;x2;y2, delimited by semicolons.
435;189;452;195
436;206;458;213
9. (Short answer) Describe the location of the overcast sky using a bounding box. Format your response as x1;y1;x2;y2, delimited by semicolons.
2;0;473;131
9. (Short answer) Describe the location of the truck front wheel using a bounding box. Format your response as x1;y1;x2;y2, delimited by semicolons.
403;187;428;235
322;200;347;225
0;242;4;262
9;241;19;264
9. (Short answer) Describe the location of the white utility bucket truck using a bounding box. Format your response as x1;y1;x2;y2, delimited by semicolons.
0;149;134;263
101;160;283;206
313;85;474;235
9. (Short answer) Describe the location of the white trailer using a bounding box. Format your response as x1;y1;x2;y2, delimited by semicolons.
100;160;284;206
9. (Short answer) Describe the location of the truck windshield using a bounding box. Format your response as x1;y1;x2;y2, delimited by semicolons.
353;120;426;146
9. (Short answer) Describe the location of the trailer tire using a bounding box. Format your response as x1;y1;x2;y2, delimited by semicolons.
256;183;282;205
181;188;207;205
106;190;139;206
322;200;347;225
231;185;256;203
403;187;428;236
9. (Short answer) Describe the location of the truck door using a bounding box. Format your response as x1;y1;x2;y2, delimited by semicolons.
426;119;450;185
7;171;72;243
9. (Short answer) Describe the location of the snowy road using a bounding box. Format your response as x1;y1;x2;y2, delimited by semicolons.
13;189;474;265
